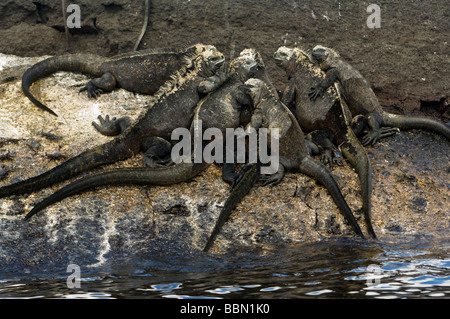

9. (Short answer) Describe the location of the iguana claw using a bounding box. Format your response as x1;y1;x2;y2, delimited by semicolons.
260;168;285;186
80;81;103;98
92;114;131;136
361;130;381;146
308;86;324;101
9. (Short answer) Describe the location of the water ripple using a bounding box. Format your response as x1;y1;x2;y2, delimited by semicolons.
0;239;448;299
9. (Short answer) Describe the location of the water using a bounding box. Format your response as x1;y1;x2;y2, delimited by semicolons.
0;237;448;299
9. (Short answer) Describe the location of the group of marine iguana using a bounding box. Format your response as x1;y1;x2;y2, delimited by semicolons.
1;43;449;251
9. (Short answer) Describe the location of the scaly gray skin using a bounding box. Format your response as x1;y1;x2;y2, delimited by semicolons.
22;44;206;116
309;45;450;145
19;50;261;221
242;78;364;238
203;162;260;252
0;45;225;207
273;46;376;238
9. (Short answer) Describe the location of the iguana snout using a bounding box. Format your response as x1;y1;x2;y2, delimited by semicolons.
239;83;252;96
203;54;225;76
244;60;259;76
311;45;329;63
210;54;225;66
242;78;263;98
202;46;225;70
232;49;262;78
273;46;294;65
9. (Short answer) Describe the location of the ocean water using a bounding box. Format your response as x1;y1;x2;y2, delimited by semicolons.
0;237;448;299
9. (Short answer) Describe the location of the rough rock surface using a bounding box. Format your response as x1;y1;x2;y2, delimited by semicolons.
0;54;448;271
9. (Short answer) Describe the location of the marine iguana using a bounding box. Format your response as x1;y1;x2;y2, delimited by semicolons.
11;49;259;225
241;78;364;237
202;48;297;251
0;45;225;202
203;49;346;249
273;46;376;238
22;43;209;116
308;45;450;145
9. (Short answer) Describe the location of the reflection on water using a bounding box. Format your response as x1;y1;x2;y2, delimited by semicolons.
0;238;448;299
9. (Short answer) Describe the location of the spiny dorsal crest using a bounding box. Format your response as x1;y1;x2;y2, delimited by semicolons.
154;45;223;99
292;47;325;77
276;46;312;64
275;46;318;78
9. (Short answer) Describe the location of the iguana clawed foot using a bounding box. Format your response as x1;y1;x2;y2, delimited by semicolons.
260;165;285;186
308;85;324;101
332;148;344;167
361;127;400;146
198;61;230;94
311;146;343;170
319;148;335;170
226;161;285;188
92;114;131;136
361;129;381;146
352;114;399;146
80;81;103;98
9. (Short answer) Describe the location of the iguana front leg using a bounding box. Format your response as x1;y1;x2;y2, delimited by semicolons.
79;72;117;98
308;68;339;101
198;62;231;94
359;113;382;146
306;130;336;169
92;114;131;136
352;114;399;145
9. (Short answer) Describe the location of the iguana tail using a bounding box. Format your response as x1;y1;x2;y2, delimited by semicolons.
339;130;376;239
381;112;450;140
24;162;209;220
203;163;260;252
0;135;139;199
298;156;365;238
22;54;104;115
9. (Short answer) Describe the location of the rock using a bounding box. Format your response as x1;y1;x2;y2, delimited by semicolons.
408;196;428;214
0;54;449;270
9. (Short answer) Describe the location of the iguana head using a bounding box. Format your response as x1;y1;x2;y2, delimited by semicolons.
311;45;339;71
231;48;265;80
273;46;297;67
242;78;266;104
189;44;225;77
274;46;325;78
274;46;316;77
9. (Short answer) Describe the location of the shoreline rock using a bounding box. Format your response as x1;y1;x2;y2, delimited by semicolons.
0;54;448;269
